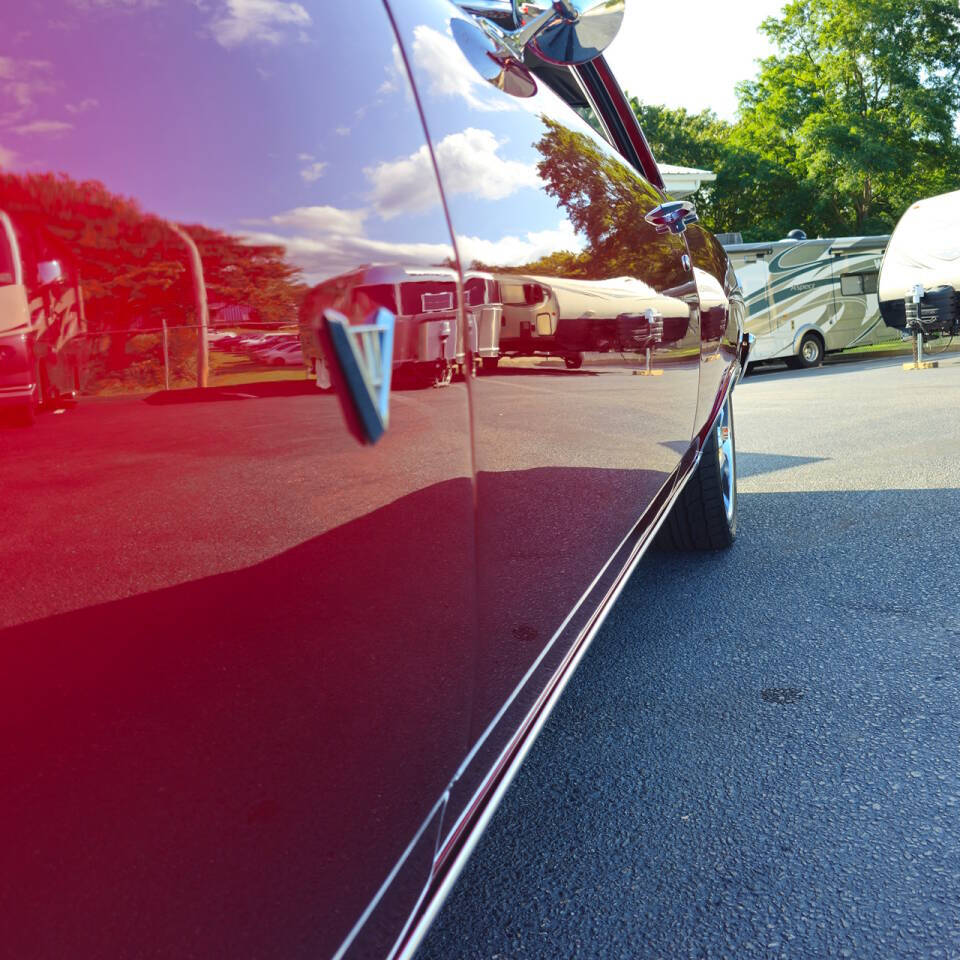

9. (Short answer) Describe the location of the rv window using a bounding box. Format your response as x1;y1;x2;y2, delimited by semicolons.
840;274;864;296
840;272;879;297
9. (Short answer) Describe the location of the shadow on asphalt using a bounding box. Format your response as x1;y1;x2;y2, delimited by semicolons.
736;451;829;478
420;485;960;959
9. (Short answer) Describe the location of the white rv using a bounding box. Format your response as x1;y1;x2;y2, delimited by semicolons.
724;234;900;368
878;190;960;336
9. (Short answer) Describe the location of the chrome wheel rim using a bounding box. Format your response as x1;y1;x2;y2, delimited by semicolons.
716;400;735;523
801;339;819;363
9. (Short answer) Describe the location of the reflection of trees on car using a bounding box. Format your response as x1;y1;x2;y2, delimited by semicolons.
0;172;306;393
464;118;693;364
533;117;677;284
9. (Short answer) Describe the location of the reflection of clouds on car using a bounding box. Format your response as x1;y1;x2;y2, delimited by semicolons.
369;127;542;220
410;24;518;113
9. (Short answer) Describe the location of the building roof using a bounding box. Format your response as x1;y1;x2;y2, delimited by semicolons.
659;163;717;198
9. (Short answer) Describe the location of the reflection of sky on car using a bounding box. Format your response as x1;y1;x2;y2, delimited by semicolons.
0;2;608;284
0;3;444;281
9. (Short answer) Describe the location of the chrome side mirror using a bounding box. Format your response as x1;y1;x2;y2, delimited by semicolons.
464;0;625;66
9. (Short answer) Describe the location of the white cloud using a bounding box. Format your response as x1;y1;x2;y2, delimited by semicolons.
410;25;512;113
66;97;99;114
266;205;368;237
457;220;584;267
209;0;310;48
0;143;17;168
366;127;539;219
12;119;73;135
69;0;162;9
239;226;452;284
335;125;350;137
241;201;582;284
0;58;54;125
300;160;328;182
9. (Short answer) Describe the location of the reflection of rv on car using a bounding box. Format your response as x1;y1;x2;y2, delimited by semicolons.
0;210;84;422
724;234;899;369
498;274;690;369
878;190;960;338
301;264;502;386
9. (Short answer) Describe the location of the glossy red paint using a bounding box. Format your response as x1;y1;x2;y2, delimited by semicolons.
0;2;744;957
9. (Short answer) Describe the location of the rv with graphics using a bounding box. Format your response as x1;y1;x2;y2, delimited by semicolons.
724;233;900;369
0;210;84;423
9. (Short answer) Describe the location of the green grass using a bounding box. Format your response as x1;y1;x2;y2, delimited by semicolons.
841;336;957;357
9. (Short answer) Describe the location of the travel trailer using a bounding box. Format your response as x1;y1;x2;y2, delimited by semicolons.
878;190;960;337
725;233;900;369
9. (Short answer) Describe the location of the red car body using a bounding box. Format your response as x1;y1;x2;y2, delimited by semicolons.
0;2;748;957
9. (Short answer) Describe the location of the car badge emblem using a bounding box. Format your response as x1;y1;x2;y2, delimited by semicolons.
320;307;395;445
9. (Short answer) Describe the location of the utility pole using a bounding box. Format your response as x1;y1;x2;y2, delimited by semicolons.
169;223;209;388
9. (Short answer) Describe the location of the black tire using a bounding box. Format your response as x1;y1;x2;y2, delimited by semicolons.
658;396;737;551
564;353;583;370
481;356;499;373
796;332;824;368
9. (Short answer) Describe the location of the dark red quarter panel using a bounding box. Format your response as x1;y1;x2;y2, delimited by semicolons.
390;1;702;853
0;3;475;957
685;226;741;438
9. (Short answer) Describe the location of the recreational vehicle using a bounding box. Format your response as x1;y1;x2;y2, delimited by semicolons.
0;210;84;422
725;234;900;369
300;264;502;387
498;273;691;369
878;190;960;337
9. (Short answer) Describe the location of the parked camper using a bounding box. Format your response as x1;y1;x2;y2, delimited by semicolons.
0;210;83;422
878;190;960;337
498;273;691;369
301;264;503;388
725;233;899;369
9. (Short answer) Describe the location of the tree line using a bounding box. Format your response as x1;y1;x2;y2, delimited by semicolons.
633;0;960;241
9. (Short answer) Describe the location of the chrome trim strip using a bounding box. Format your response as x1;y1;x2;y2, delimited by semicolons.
330;794;447;960
394;455;694;960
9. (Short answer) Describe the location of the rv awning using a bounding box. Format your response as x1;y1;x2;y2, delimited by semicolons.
660;164;716;199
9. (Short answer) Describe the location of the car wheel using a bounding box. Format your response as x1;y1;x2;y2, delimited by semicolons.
482;356;499;373
658;395;737;551
796;332;824;368
564;353;583;370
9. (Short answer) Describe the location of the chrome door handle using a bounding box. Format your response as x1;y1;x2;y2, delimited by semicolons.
644;200;699;235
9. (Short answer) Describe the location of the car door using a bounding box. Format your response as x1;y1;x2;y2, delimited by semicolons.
388;0;701;848
0;4;476;958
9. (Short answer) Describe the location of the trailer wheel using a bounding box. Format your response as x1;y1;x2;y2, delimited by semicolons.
658;395;737;551
564;352;583;370
481;356;499;373
796;332;824;368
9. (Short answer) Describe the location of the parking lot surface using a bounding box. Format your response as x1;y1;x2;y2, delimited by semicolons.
420;353;960;960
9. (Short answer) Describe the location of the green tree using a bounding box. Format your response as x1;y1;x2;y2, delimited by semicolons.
628;99;815;241
737;0;960;235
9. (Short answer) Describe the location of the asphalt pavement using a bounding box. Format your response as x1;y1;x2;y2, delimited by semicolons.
419;352;960;960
